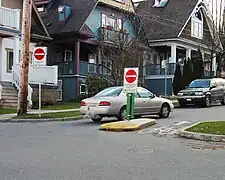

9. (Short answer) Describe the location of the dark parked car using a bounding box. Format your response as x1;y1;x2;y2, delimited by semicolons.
177;78;225;107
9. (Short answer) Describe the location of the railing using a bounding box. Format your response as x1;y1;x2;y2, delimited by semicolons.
0;7;20;30
12;66;33;106
204;70;216;77
0;84;2;100
100;27;131;44
146;63;176;75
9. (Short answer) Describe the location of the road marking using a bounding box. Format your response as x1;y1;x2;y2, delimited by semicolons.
174;121;192;126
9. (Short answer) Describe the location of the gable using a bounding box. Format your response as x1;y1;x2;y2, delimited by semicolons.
179;9;214;46
98;0;135;13
137;0;199;40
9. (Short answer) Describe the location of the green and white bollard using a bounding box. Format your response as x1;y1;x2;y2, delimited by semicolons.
126;93;135;120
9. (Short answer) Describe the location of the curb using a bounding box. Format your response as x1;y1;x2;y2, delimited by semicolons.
99;119;156;132
178;121;225;142
0;116;84;123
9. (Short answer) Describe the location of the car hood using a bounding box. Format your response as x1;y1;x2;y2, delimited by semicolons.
179;88;209;93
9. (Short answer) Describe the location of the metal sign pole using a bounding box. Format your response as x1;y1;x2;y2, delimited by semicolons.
126;93;135;120
39;82;41;118
165;61;167;97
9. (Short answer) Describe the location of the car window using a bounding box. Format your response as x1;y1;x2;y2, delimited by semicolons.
95;87;123;97
138;88;154;98
188;79;210;88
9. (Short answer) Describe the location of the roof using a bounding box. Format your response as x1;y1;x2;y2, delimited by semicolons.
42;0;98;36
136;0;200;40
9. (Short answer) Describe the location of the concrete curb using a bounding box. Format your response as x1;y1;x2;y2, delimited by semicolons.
178;121;225;142
0;116;84;123
99;119;156;132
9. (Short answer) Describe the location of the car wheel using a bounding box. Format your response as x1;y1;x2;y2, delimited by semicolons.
117;106;126;121
159;103;170;118
91;116;103;122
179;101;186;108
204;95;211;107
221;95;225;105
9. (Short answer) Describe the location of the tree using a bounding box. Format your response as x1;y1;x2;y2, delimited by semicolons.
192;47;204;80
182;58;193;88
172;64;183;95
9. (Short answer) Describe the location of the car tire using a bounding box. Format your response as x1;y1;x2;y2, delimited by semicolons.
91;116;102;122
203;95;211;107
179;101;186;108
221;95;225;105
159;103;170;118
117;106;126;121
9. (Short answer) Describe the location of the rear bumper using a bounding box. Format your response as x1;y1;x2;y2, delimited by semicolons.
177;95;205;104
80;106;116;116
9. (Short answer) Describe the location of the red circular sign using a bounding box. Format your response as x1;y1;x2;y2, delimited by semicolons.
34;48;45;61
125;69;137;83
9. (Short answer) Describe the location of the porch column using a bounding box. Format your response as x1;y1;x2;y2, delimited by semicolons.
186;48;191;60
74;41;80;98
170;44;177;63
212;53;217;76
13;35;20;65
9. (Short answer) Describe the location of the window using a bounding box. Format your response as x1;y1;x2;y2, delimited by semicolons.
102;14;122;31
6;48;13;73
102;60;112;75
138;88;154;98
64;50;72;61
188;79;210;88
95;87;123;97
191;11;203;39
56;52;63;62
80;84;87;95
88;64;97;73
37;5;45;12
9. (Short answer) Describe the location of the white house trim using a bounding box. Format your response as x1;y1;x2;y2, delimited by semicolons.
177;0;203;37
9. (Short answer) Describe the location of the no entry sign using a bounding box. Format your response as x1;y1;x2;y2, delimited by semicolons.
123;67;139;93
33;47;47;66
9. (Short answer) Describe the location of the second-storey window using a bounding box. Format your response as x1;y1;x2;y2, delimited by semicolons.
191;11;203;39
102;14;122;31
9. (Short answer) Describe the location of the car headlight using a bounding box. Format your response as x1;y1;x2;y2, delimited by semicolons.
195;92;203;96
177;92;183;96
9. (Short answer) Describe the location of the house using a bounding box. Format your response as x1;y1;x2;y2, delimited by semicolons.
0;0;58;108
36;0;141;101
137;0;221;95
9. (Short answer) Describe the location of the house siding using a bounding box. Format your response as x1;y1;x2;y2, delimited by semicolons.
180;13;213;46
85;5;136;40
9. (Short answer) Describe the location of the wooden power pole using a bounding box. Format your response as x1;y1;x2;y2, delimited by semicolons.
17;0;32;115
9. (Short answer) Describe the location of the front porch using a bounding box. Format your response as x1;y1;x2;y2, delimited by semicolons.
145;40;217;95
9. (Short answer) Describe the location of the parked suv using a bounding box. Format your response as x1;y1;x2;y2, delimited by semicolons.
177;78;225;107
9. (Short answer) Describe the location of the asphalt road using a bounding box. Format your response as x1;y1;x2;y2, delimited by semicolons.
1;105;225;180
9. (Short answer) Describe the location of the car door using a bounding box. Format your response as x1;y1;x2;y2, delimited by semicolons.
210;80;218;101
133;92;143;115
137;87;161;114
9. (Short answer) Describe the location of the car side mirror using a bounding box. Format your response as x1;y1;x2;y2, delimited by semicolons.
149;94;155;98
210;85;216;90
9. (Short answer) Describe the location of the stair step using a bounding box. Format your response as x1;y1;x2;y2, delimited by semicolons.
1;92;18;97
2;86;17;90
2;89;17;93
1;95;18;100
0;81;13;86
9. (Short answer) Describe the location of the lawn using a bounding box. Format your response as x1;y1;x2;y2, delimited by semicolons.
42;102;81;110
13;111;81;119
0;107;17;115
186;121;225;135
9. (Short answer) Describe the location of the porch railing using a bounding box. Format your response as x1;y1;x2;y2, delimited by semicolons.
146;63;176;75
0;84;2;100
0;7;20;30
12;66;33;106
100;27;131;44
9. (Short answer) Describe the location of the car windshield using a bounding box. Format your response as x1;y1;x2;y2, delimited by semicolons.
188;79;210;88
94;87;123;97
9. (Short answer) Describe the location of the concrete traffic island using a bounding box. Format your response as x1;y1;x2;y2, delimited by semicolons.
178;121;225;142
99;118;156;132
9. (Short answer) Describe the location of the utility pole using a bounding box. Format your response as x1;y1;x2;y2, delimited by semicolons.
17;0;32;115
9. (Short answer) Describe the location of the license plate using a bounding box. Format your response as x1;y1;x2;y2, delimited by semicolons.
186;98;192;101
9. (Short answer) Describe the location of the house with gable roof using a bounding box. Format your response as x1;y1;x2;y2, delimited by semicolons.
36;0;140;101
0;0;58;108
137;0;221;95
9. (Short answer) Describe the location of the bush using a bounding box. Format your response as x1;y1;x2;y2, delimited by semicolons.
86;76;110;97
173;64;183;95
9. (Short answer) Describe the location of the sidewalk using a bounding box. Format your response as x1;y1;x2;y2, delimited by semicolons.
0;108;80;120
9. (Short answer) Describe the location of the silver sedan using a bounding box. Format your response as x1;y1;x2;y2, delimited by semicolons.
80;86;174;122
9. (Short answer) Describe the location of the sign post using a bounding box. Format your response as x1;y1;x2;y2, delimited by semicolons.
162;60;167;97
123;68;139;120
33;47;47;118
